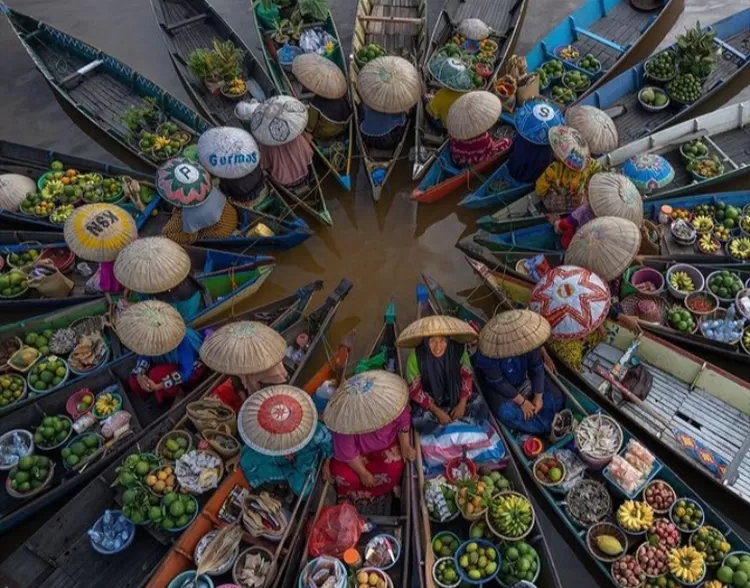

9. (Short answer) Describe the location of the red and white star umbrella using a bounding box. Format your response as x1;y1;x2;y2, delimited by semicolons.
529;265;611;340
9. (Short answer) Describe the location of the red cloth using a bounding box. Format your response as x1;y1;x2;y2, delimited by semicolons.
210;377;245;413
450;134;511;167
128;364;205;404
329;440;405;501
558;216;577;248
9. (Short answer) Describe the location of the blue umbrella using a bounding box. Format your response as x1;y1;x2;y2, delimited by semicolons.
508;100;565;182
620;153;675;194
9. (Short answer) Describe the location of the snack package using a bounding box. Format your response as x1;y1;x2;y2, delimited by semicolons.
608;455;644;494
626;440;655;472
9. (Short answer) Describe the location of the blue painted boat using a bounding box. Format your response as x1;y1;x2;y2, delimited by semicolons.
478;100;750;232
0;231;276;315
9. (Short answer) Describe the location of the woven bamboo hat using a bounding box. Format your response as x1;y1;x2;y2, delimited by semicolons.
292;53;347;99
237;384;317;456
588;173;643;226
114;237;191;294
323;370;408;434
250;96;308;146
564;105;619;154
197;127;260;179
565;216;641;282
199;320;287;376
548;126;591;172
446;91;502;140
457;18;490;41
115;300;186;356
63;203;138;262
156;157;213;208
0;174;36;212
479;310;551;358
358;56;421;114
396;315;478;348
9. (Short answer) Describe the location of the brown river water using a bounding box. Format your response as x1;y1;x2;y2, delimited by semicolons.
1;0;748;581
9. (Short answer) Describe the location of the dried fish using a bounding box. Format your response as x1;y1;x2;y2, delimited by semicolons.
575;414;620;459
236;551;271;588
567;479;611;526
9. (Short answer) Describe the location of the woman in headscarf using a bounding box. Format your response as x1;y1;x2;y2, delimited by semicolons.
446;91;511;167
547;172;644;248
292;53;351;141
116;300;204;405
395;315;485;433
475;310;563;434
238;384;331;498
323;370;415;501
535;126;600;213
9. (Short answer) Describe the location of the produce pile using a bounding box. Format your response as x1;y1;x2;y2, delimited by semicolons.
34;414;72;448
456;541;499;581
431;29;500;91
639;87;668;109
488;492;534;538
498;541;539;585
8;454;53;495
28;356;68;394
0;374;26;408
61;433;100;469
356;43;386;64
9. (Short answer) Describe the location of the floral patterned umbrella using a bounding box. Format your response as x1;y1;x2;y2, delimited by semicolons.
529;265;611;340
548;126;591;172
619;153;675;194
156;157;212;208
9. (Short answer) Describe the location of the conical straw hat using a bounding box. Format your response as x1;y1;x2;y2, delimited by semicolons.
479;310;551;358
249;95;308;147
588;173;643;226
156;157;213;208
199;321;287;376
197;127;260;179
0;174;36;212
548;126;591;172
63;203;138;262
237;384;317;456
323;370;408;434
457;18;490;41
446;91;502;140
396;315;478;348
565;216;641;282
115;300;186;356
292;53;347;99
565;105;618;154
114;237;191;294
358;56;421;114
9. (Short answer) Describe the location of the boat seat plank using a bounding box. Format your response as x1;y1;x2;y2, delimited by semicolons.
164;12;209;33
366;0;421;55
447;0;514;35
32;570;78;588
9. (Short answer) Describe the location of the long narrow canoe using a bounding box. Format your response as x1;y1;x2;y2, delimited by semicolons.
477;99;750;232
0;231;275;316
251;0;354;194
469;258;750;510
412;0;528;180
413;278;563;588
350;0;427;201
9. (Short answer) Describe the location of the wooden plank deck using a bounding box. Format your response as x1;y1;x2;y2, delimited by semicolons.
366;0;422;56
444;0;516;35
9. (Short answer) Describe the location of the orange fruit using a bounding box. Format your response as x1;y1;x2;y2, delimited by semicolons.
66;169;76;177
61;177;70;185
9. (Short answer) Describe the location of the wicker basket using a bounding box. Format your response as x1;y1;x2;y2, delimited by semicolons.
586;522;627;563
6;462;55;499
70;315;110;338
575;414;623;469
187;398;237;435
567;479;612;528
155;429;193;462
201;424;240;459
485;491;535;541
7;346;41;374
0;336;22;371
641;480;676;515
235;546;276;587
532;454;567;488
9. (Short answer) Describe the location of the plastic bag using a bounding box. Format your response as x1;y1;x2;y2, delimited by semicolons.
420;420;506;474
307;504;365;558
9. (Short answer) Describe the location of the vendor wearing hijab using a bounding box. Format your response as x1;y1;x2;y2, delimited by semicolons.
357;56;421;151
548;173;644;248
323;370;415;501
238;384;331;498
116;300;204;405
292;53;351;141
200;320;289;408
114;237;204;321
396;315;485;433
535;126;601;213
446;91;511;167
475;310;563;434
245;96;315;190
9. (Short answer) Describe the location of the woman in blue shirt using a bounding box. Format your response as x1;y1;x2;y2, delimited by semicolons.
474;310;563;434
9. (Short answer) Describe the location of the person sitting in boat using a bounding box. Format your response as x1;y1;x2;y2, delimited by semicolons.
475;310;564;435
548;173;644;248
322;370;416;501
395;315;486;434
292;53;351;141
357;56;421;151
426;88;464;131
115;301;205;405
238;96;315;191
446;91;511;167
238;384;332;498
285;332;310;367
535;126;600;213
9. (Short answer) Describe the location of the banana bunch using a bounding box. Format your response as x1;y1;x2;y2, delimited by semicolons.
692;215;714;233
489;493;533;538
668;546;704;583
616;500;654;532
95;393;119;417
702;581;723;588
729;237;750;260
41;179;64;200
669;271;695;292
698;233;719;253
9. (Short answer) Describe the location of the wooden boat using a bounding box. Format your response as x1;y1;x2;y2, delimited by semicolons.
0;356;218;534
251;0;354;193
412;277;563;588
149;0;276;125
468;258;750;509
477;99;750;232
0;231;275;317
350;0;427;201
412;0;528;180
